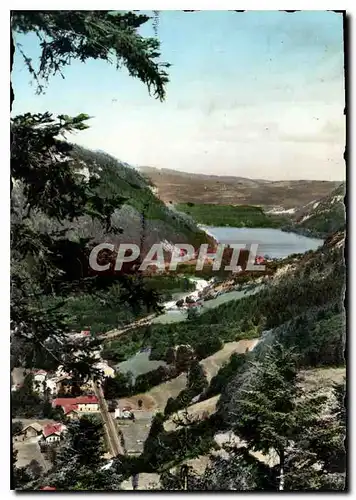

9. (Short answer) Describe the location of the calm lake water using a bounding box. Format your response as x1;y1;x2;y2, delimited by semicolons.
201;227;324;259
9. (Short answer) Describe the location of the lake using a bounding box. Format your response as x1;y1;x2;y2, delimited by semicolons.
200;226;324;259
116;350;167;380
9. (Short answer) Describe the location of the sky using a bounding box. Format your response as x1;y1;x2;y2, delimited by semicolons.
11;10;346;181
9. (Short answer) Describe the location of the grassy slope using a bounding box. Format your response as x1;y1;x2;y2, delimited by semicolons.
70;146;211;249
175;203;290;228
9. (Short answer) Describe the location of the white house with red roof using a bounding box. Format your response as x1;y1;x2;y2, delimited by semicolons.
42;423;67;443
52;395;100;415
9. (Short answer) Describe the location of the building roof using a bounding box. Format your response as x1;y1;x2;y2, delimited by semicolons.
43;423;65;438
75;395;99;404
23;423;43;433
40;486;56;490
63;404;78;415
52;395;99;408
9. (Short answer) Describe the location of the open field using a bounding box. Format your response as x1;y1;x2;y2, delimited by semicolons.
13;440;51;471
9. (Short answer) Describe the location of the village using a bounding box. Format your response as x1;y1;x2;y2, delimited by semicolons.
11;248;272;484
11;329;158;489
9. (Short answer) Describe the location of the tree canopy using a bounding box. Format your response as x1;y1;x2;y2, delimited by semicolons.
11;11;170;100
10;11;171;379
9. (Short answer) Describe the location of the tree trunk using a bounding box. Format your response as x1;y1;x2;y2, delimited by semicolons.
278;448;285;491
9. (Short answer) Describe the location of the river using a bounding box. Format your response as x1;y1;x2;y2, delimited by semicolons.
152;285;263;325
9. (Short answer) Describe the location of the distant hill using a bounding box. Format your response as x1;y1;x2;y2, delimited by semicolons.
139;166;340;209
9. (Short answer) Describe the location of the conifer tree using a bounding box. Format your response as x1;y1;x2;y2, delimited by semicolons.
224;343;345;491
42;416;124;490
10;11;170;378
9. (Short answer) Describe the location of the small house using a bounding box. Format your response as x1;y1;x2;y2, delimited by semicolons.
42;423;66;443
22;423;43;440
45;378;57;396
76;395;100;412
33;370;47;393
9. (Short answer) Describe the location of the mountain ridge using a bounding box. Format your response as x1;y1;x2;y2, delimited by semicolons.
139;166;340;208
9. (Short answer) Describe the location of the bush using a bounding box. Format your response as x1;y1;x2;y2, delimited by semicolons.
102;372;134;399
195;336;223;360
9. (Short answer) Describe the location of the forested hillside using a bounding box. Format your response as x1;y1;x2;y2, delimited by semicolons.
132;231;346;490
13;144;210;257
12;136;212;346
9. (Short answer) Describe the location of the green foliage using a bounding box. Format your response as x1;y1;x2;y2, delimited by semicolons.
195;239;344;335
10;9;192;380
159;448;276;491
12;11;170;100
134;365;172;394
176;203;290;228
195;336;223;360
11;374;43;418
12;450;33;490
11;112;125;376
187;360;208;392
49;417;105;483
274;310;345;369
12;420;23;436
143;414;219;471
164;361;208;416
11;374;66;420
26;416;125;491
102;371;134;399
